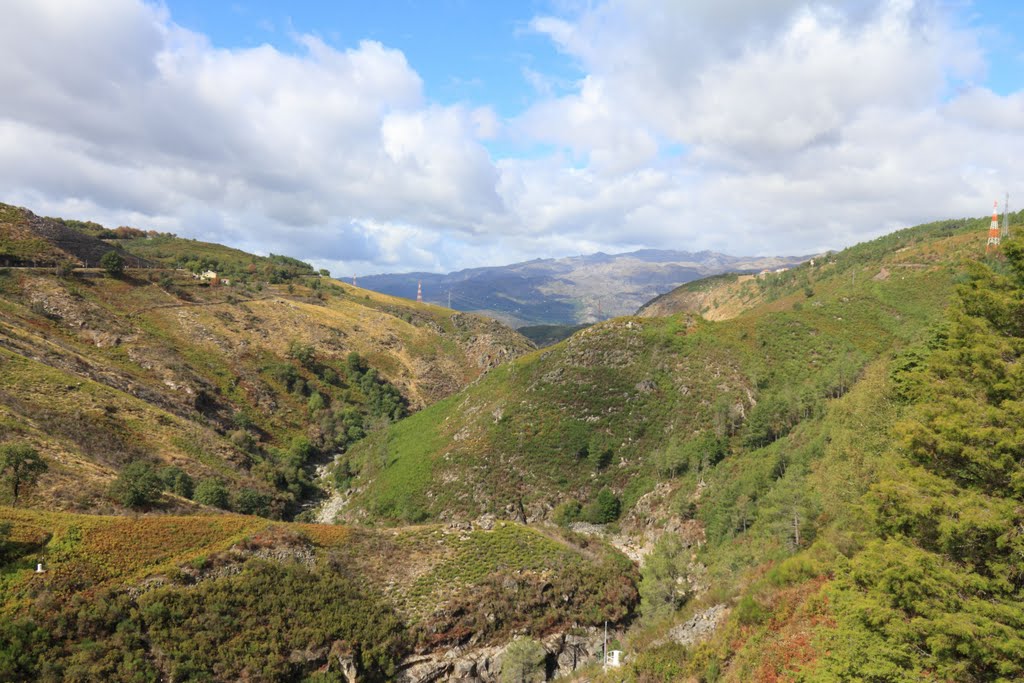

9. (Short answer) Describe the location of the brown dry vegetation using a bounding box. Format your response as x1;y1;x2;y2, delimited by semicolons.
0;253;530;515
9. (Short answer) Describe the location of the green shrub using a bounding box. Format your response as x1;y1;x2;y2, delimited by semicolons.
159;466;194;499
194;478;230;509
233;489;272;517
100;250;125;276
500;637;546;683
552;500;582;526
110;461;163;508
581;488;620;524
735;595;768;625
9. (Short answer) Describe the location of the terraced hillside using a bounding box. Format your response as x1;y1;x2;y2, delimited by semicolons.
0;205;532;517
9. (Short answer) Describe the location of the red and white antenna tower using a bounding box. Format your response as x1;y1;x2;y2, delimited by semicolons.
987;199;1001;252
416;280;423;303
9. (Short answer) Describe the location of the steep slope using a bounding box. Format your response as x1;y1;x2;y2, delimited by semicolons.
0;203;149;268
0;206;532;516
610;223;1024;683
0;508;636;681
332;217;986;527
637;217;1006;321
358;249;808;327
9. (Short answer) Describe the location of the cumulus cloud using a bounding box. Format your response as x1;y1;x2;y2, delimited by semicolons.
0;0;504;270
0;0;1020;275
510;0;1018;253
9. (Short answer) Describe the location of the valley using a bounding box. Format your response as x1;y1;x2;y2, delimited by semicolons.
3;205;1024;682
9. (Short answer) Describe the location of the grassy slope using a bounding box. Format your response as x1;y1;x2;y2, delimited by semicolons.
338;218;984;525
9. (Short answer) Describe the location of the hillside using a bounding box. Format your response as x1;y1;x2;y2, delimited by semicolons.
357;249;808;327
332;217;988;527
4;206;1024;682
0;204;532;518
0;204;150;269
321;211;1024;678
0;508;635;681
635;216;1018;322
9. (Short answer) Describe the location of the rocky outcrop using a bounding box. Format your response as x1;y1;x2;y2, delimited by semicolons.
664;603;729;649
396;628;609;682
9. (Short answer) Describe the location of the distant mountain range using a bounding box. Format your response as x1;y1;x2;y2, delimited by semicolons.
357;249;811;326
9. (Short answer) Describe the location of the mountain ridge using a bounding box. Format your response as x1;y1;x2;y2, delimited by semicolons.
357;248;811;327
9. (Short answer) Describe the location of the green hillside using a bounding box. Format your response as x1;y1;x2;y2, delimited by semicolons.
334;217;989;526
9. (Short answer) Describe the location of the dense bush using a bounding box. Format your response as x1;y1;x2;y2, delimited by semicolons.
109;461;163;508
159;466;194;499
99;250;125;276
194;478;230;509
581;488;621;524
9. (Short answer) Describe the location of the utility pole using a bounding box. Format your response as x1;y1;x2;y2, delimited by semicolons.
603;621;607;671
1003;192;1011;238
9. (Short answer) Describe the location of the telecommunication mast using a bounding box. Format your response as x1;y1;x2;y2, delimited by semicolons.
987;200;1001;252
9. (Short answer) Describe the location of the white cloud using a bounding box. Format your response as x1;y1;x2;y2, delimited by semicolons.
0;0;1020;276
0;0;504;269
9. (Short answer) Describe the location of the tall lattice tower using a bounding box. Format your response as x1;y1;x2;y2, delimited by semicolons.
416;280;423;303
987;200;1001;252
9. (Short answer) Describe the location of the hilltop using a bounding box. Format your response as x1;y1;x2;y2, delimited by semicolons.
357;249;808;328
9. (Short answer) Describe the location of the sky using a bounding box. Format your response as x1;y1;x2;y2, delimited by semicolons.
1;1;1022;276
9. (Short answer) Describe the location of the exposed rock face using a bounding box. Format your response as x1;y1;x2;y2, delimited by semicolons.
664;603;729;649
395;628;609;683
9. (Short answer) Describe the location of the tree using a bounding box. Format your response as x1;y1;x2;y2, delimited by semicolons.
160;466;194;499
233;488;271;517
500;637;547;683
194;478;230;509
99;250;125;276
0;444;47;506
581;488;621;524
639;533;691;620
109;461;163;508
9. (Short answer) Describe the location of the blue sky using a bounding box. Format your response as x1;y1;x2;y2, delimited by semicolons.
164;1;578;116
1;1;1022;275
